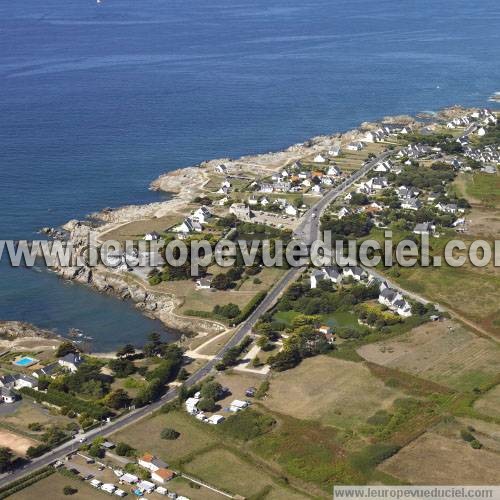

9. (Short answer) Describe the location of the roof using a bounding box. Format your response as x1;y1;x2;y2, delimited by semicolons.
120;473;138;484
59;352;82;365
152;468;175;480
152;457;168;469
380;288;398;301
139;452;155;463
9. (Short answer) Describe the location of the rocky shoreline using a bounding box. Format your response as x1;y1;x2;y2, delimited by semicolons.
46;105;478;342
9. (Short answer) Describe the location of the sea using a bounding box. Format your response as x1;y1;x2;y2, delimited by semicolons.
0;0;499;350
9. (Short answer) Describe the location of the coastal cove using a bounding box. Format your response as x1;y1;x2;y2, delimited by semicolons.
1;0;500;351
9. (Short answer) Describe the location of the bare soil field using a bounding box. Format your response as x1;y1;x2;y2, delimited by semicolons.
0;428;36;456
261;355;404;429
357;321;500;391
379;432;500;485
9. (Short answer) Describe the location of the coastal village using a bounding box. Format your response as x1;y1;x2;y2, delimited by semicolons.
1;105;500;498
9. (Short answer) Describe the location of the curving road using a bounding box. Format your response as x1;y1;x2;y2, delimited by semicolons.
0;149;392;489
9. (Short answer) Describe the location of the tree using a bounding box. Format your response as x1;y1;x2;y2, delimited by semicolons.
63;486;78;496
116;344;136;358
197;397;217;412
115;442;136;457
88;443;104;459
106;389;131;410
56;341;78;358
26;443;49;459
200;381;224;401
0;447;12;472
257;335;272;351
161;428;180;440
133;378;164;407
211;273;233;290
213;303;241;319
109;358;136;378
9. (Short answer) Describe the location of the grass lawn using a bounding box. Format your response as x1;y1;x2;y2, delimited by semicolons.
100;213;184;242
110;410;218;466
9;472;110;500
274;309;363;332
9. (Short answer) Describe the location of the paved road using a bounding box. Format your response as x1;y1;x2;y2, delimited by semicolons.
294;151;392;245
0;149;392;489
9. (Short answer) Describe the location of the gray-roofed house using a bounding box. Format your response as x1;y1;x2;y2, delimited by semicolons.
58;353;83;373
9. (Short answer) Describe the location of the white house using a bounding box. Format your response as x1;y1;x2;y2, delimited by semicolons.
285;204;298;217
138;453;168;473
151;468;175;484
337;207;350;219
342;266;367;282
193;206;212;224
328;146;341;157
196;277;212;290
229;203;252;219
0;388;16;404
378;287;412;317
215;164;228;175
327;165;341;176
314;154;326;163
58;353;83;373
310;267;343;289
401;198;422;211
347;142;364;151
435;202;458;214
144;232;160;241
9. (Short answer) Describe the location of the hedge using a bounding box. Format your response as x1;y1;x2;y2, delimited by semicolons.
20;388;110;420
0;466;54;499
233;291;266;324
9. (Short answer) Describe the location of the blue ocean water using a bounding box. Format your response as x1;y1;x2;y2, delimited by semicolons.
0;0;499;350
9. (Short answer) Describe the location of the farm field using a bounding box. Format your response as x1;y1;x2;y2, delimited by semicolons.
378;432;500;485
457;172;500;208
262;355;404;429
357;320;500;391
184;447;303;499
473;384;500;419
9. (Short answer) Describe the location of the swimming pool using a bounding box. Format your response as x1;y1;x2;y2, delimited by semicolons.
13;356;37;367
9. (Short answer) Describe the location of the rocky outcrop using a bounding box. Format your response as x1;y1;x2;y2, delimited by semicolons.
0;321;56;340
